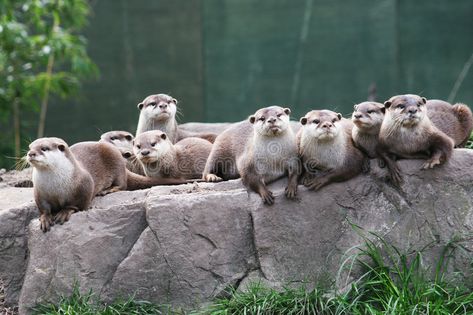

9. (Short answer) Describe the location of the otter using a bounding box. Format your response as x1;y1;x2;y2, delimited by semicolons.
298;110;365;191
99;130;144;175
134;130;212;180
351;102;386;158
27;138;189;232
203;106;300;205
376;94;454;187
135;93;217;143
352;99;473;158
425;99;473;147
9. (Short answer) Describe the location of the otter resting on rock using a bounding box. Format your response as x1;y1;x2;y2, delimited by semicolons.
27;137;189;232
376;94;454;187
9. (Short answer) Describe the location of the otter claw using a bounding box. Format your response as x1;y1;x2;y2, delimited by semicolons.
260;190;274;205
39;214;53;232
204;174;222;182
285;186;297;199
421;159;440;169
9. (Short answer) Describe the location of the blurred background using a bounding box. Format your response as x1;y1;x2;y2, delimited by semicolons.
1;0;473;169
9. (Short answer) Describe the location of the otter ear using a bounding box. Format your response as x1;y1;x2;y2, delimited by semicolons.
160;133;167;140
137;102;144;110
172;98;178;105
283;108;291;115
421;97;427;104
125;134;133;141
380;107;386;114
249;115;256;124
300;117;307;125
384;101;392;108
337;113;342;120
57;144;65;152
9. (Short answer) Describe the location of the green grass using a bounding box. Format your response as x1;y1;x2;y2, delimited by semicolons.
33;235;473;315
32;287;173;315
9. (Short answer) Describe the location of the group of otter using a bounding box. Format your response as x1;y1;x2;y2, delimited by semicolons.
26;93;473;232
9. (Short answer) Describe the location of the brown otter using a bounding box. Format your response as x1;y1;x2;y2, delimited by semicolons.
134;130;212;180
135;93;217;143
351;102;386;158
99;130;144;175
352;98;472;157
425;99;473;147
203;106;300;205
298;110;365;191
27;138;189;232
377;94;454;186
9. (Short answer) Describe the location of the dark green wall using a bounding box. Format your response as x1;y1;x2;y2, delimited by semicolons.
43;0;473;144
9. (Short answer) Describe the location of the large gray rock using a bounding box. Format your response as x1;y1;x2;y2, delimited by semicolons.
0;150;472;314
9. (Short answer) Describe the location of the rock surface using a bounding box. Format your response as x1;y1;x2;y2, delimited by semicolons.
1;150;473;314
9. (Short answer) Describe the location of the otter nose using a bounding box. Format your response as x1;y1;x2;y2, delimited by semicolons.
321;122;333;129
141;150;150;156
408;108;417;114
122;152;132;159
267;117;276;124
28;151;36;158
158;103;167;110
354;113;362;119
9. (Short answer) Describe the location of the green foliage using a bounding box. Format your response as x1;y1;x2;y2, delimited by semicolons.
0;0;98;167
32;286;173;315
32;235;473;315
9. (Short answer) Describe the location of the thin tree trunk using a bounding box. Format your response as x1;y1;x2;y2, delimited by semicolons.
37;52;55;138
13;96;21;158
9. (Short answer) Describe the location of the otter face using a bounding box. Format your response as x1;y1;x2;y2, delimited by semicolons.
137;94;177;122
352;102;385;130
300;110;342;141
133;130;172;163
27;137;69;169
384;94;427;128
249;106;291;136
100;131;134;160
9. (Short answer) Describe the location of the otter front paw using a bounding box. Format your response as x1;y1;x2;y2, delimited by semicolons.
204;174;222;182
421;158;441;169
39;214;54;232
285;185;297;200
54;209;75;225
259;189;274;205
388;168;403;187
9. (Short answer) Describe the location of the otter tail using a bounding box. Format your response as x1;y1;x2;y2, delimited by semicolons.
126;170;197;190
452;103;473;147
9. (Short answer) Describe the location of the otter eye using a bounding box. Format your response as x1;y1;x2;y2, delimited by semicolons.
41;147;49;152
149;102;157;107
367;110;374;114
125;135;132;141
277;113;282;118
110;136;116;140
136;144;141;149
313;119;320;124
417;103;422;107
398;104;405;109
151;142;157;147
332;118;337;123
259;117;265;121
